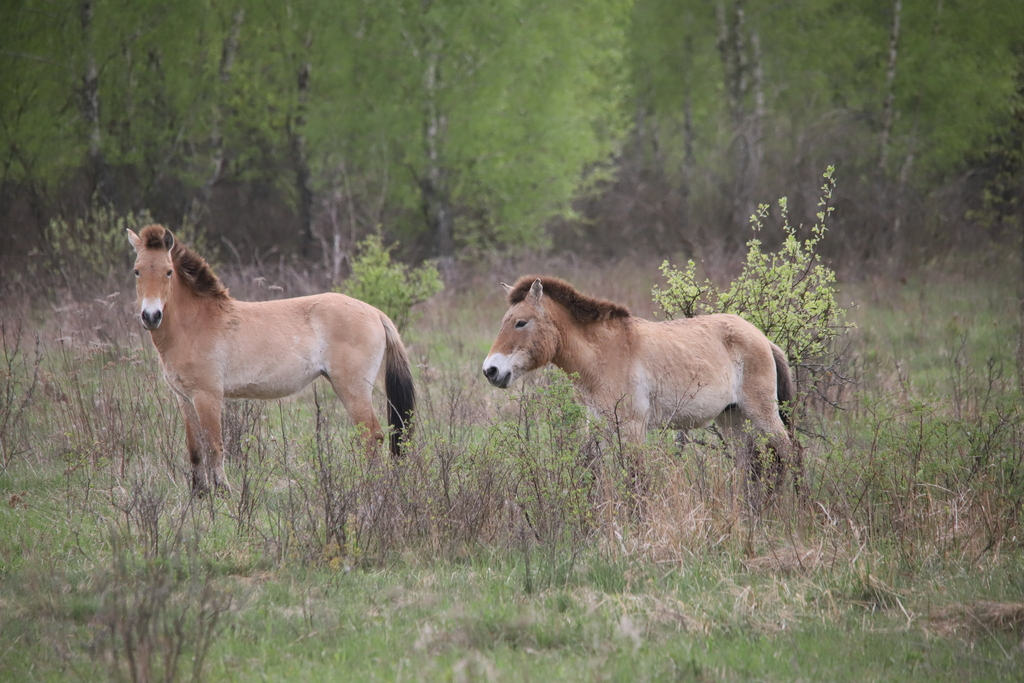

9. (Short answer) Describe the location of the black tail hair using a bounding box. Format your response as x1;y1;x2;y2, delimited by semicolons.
771;342;794;428
381;315;415;456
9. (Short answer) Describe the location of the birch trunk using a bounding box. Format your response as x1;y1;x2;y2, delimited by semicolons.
80;0;103;197
879;0;902;173
420;47;454;268
187;9;244;227
291;33;316;258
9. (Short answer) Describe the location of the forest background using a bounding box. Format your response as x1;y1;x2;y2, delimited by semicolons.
2;0;1023;280
5;2;1024;680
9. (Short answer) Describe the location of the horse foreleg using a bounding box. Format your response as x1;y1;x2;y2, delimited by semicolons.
611;417;649;507
181;392;230;495
179;398;208;493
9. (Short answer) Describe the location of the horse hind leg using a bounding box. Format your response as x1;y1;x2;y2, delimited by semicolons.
327;375;384;453
325;336;388;454
737;403;794;495
716;401;793;502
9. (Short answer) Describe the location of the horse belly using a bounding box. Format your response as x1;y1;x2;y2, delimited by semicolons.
222;346;323;400
648;371;736;431
223;372;320;400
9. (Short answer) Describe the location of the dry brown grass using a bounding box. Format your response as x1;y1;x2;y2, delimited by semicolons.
928;601;1024;637
742;542;831;575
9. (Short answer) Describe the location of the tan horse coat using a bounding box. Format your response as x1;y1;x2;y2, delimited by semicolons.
482;276;794;478
129;225;414;493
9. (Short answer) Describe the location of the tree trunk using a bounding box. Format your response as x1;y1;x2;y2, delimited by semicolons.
290;33;316;259
749;30;765;192
716;0;760;236
715;1;742;128
187;9;244;227
80;0;104;200
879;0;902;173
681;34;695;234
1019;174;1024;391
420;47;455;270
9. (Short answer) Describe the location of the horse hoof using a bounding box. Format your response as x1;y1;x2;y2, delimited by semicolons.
191;473;211;497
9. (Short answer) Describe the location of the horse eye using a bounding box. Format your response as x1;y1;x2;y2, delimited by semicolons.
133;269;139;277
514;320;528;329
166;270;172;278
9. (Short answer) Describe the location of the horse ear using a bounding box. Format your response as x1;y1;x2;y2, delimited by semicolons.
162;229;174;251
127;229;142;254
501;282;513;294
528;278;543;302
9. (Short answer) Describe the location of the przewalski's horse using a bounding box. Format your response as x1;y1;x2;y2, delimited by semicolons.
482;276;795;484
128;224;415;494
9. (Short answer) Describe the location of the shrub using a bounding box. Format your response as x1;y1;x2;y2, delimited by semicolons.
491;369;597;587
42;202;214;297
340;233;443;331
652;166;851;416
42;203;152;295
95;524;233;683
0;320;39;469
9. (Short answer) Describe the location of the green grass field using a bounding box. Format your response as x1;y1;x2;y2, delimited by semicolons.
1;259;1022;681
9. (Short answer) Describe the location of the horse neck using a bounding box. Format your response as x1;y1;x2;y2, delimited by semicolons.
548;304;628;392
149;277;222;352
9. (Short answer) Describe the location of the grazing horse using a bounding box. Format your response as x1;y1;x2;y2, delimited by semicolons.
482;276;795;483
128;224;415;494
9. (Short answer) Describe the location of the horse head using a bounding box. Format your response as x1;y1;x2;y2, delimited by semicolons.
482;278;559;388
127;225;175;330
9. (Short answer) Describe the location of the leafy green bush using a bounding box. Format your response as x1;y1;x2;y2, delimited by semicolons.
42;203;153;294
653;167;847;363
493;368;596;585
341;233;443;331
42;203;213;296
652;167;850;415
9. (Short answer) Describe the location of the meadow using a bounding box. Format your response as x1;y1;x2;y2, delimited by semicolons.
1;253;1022;681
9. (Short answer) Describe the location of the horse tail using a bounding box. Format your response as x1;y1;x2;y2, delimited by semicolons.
380;313;416;457
771;342;794;428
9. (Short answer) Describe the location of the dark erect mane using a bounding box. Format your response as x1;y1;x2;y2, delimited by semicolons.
508;275;630;323
173;244;229;298
139;224;229;299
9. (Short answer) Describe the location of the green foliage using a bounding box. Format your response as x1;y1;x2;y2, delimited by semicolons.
5;0;1024;259
42;203;213;295
43;203;153;293
495;368;596;567
971;51;1024;234
340;233;443;331
627;0;1024;183
0;0;632;254
653;167;848;367
312;0;631;252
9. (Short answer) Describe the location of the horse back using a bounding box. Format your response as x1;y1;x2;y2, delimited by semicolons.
630;314;781;427
231;292;385;342
186;293;387;399
638;313;771;366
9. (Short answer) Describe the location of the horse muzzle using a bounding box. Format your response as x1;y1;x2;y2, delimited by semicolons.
482;354;515;389
483;366;512;388
140;308;163;329
138;297;164;330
